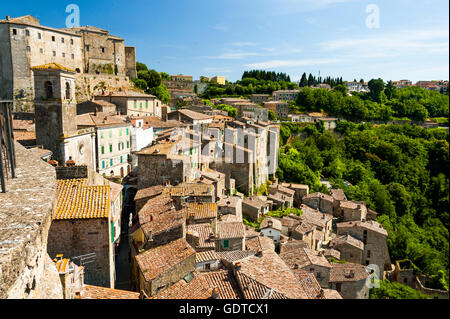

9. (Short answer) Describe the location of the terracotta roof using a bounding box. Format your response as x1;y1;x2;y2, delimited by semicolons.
270;184;295;196
323;289;343;299
243;196;269;209
331;234;364;250
138;194;184;238
187;223;215;250
294;221;315;235
12;119;34;131
337;220;388;237
245;236;275;253
186;203;217;220
260;218;282;232
237;251;308;299
330;189;347;201
323;248;341;260
196;250;219;263
280;240;310;254
201;270;243;299
304;192;333;202
173;109;213;121
244;225;260;239
54;179;110;220
293;269;323;299
329;263;370;282
81;285;140;299
168;183;214;197
151;272;212;299
235;271;288;299
216;222;245;239
134;185;165;201
32;63;76;73
280;248;331;269
299;205;332;228
135;238;195;282
216;250;254;263
76;113;130;128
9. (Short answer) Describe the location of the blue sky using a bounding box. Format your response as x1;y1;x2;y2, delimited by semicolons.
1;0;448;82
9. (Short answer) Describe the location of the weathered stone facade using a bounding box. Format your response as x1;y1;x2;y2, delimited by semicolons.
47;218;114;288
0;143;63;299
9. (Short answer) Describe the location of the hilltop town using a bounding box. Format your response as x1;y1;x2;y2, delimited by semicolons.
0;15;448;300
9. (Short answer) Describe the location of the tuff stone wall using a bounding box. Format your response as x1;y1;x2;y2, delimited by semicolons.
330;279;369;299
47;218;114;288
0;142;63;299
137;155;186;190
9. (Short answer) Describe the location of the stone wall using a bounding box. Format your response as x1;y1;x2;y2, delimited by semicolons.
75;74;135;103
137;155;185;190
0;143;63;299
330;279;369;299
47;218;114;288
55;166;88;180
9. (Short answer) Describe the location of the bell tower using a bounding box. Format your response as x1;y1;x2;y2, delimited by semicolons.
32;63;77;162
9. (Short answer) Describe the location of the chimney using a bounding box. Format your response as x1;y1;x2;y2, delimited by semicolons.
256;249;263;257
234;262;242;270
318;289;325;298
6;15;10;21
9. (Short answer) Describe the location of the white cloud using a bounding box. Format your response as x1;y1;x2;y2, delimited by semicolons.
245;58;342;69
230;42;260;47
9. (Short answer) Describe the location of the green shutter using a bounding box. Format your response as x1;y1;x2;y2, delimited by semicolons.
111;221;114;242
223;240;229;248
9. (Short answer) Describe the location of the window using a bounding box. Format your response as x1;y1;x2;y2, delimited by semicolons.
70;39;74;45
145;101;148;109
119;129;122;137
25;30;30;36
12;29;17;35
26;46;30;52
120;156;123;164
61;37;65;43
52;51;56;57
109;144;113;153
45;81;53;99
205;263;211;270
100;132;104;139
38;32;41;39
118;142;121;151
110;159;113;166
102;161;105;169
126;128;129;136
101;146;105;154
335;283;342;292
140;102;143;109
223;240;229;249
85;45;90;51
127;141;130;148
109;131;112;138
367;250;371;258
62;52;66;58
71;54;74;59
65;82;71;99
52;36;55;42
39;48;43;54
134;100;137;108
101;47;105;53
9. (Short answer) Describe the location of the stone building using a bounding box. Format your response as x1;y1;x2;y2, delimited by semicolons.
328;263;370;299
291;222;316;249
339;201;367;222
299;205;333;243
195;251;220;272
329;189;347;216
213;221;245;252
280;183;309;207
242;196;270;222
77;100;117;115
264;101;289;119
54;256;84;299
0;15;136;111
76;112;132;177
260;218;282;245
302;192;334;215
337;220;390;277
186;202;217;225
136;132;201;189
47;179;116;288
217;196;242;221
134;238;196;297
32;63;96;168
272;90;300;102
95;91;161;117
133;185;165;213
130;193;185;252
280;248;331;288
330;234;364;264
251;94;271;105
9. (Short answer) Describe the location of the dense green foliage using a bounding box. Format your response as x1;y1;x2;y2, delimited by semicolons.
277;121;449;289
295;84;449;122
215;104;237;118
132;62;171;104
369;280;430;299
242;70;292;82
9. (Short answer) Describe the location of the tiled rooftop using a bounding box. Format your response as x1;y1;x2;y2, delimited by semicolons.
54;179;110;220
187;223;215;250
299;205;332;228
196;250;219;263
280;248;331;269
80;285;140;299
186;203;217;221
216;250;254;263
216;222;245;239
331;234;364;250
329;263;370;282
238;251;308;299
134;185;165;201
151;272;212;299
201;270;243;299
135;238;195;282
337;220;388;236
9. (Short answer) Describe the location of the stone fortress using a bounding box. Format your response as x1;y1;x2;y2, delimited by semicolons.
0;15;137;111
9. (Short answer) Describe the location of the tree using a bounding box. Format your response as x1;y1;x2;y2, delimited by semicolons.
160;72;170;80
334;84;348;96
268;110;277;121
132;78;147;91
299;73;308;87
136;62;148;72
368;78;385;103
150;84;171;104
385;80;396;99
307;74;315;87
